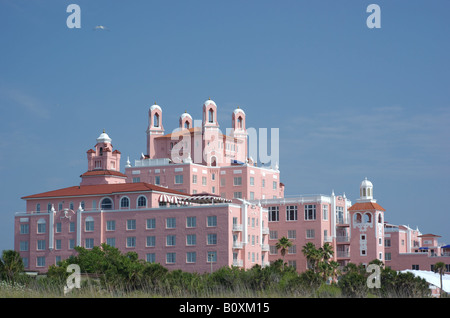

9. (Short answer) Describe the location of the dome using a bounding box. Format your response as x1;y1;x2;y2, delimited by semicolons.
233;107;245;116
360;177;373;188
150;103;162;112
180;112;192;120
96;130;112;143
204;98;216;107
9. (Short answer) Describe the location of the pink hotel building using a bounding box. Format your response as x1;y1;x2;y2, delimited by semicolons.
14;99;450;274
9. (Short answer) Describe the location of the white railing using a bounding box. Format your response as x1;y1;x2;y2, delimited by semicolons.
232;259;243;267
232;224;243;232
233;242;244;249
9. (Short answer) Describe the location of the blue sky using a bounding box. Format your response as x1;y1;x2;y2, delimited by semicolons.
0;0;449;253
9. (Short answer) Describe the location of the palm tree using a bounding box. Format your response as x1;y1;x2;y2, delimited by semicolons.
275;236;292;270
319;242;334;262
0;250;24;281
434;262;446;297
301;242;321;272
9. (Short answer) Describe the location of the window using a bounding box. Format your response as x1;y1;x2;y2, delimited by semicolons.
127;237;136;248
154;113;160;127
20;241;28;251
36;257;45;267
175;175;183;184
385;239;391;247
304;205;316;220
146;218;156;229
186;217;196;228
146;253;156;263
166;253;176;264
208;109;214;123
207;234;217;245
186;234;196;246
288;230;296;239
207;216;217;227
273;181;277;190
286;206;298;221
85;238;94;249
56;239;61;250
234;177;242;186
69;202;74;210
69;222;75;232
69;239;75;249
207;251;217;263
120;197;130;209
250;192;254;200
202;176;207;186
106;238;116;247
37;240;46;250
233;192;242;199
101;198;113;210
268;206;279;222
146;236;156;247
364;213;372;223
288;245;297;254
166;218;176;229
336;206;344;224
47;203;52;212
354;213;362;223
155;176;161;185
323;205;329;220
36;204;41;213
20;224;29;234
127;219;136;230
56;222;61;233
412;264;420;270
250;177;254;186
306;229;315;239
385;252;391;261
85;217;94;231
37;219;46;234
192;175;197;184
137;196;147;208
269;230;278;240
166;235;176;246
186;252;196;263
220;178;226;187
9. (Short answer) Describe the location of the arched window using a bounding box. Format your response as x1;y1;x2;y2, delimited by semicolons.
208;109;214;123
237;116;243;129
137;196;147;208
184;121;190;129
80;201;85;210
154;113;160;127
378;214;382;223
36;203;41;213
101;198;113;210
47;203;52;212
354;213;362;223
69;202;74;210
364;213;372;223
362;188;366;196
120;197;130;209
99;147;103;156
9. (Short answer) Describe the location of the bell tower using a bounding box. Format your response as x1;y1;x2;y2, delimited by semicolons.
348;178;386;265
231;106;248;163
80;130;126;186
146;103;165;158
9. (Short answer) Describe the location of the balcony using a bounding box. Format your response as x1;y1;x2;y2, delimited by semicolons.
336;236;350;243
232;259;243;267
262;227;269;235
324;236;333;243
233;242;244;249
232;224;243;232
261;244;269;252
337;251;350;258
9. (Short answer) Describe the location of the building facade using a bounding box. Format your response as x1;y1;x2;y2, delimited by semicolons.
14;98;450;274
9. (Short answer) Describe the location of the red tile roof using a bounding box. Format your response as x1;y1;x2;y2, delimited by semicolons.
22;182;188;199
348;201;386;212
80;170;127;178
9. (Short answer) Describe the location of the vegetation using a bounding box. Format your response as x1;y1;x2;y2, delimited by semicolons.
0;244;436;298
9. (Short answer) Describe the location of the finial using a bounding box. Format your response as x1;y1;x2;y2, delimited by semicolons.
209;97;211;100
103;129;105;133
154;101;157;105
